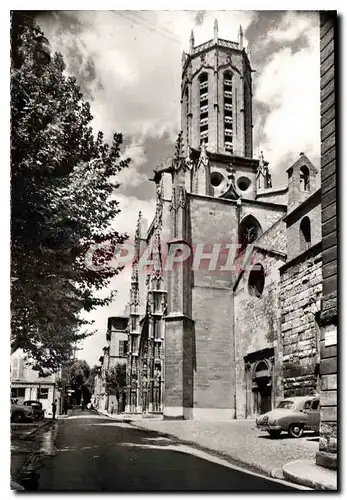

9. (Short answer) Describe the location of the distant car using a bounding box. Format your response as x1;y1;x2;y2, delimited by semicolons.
256;396;320;438
11;398;34;423
23;400;45;421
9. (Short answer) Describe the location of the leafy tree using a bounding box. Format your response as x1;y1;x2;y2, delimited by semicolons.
57;359;93;405
11;15;130;374
105;363;127;401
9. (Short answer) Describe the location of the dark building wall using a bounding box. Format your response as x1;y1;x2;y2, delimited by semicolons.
191;286;234;413
240;202;286;236
285;191;322;261
280;246;322;397
188;195;236;415
234;249;285;418
255;217;287;253
317;11;337;466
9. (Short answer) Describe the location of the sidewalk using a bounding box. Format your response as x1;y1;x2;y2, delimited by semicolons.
94;411;337;490
282;460;337;491
96;408;163;422
128;419;318;479
11;419;54;490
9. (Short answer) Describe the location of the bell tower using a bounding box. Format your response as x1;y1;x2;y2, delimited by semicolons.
181;20;253;158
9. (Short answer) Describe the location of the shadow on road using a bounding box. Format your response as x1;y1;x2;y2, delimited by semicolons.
22;412;297;492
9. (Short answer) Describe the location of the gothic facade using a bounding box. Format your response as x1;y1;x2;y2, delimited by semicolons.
125;21;323;420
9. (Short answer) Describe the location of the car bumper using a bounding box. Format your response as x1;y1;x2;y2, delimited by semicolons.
256;424;282;431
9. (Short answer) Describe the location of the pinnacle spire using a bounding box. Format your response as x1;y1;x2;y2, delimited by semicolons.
189;29;195;54
214;19;218;40
238;24;244;49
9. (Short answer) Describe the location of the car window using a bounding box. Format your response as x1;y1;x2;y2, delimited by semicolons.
303;400;312;410
311;400;320;410
276;400;295;410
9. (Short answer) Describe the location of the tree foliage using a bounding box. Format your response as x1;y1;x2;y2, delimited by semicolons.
57;359;93;404
105;363;127;398
11;17;130;374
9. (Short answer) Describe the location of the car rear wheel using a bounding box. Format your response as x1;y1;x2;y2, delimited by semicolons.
288;424;303;438
268;430;281;439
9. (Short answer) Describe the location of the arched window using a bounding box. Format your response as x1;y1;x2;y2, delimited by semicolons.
300;216;311;251
199;73;208;146
300;166;310;192
223;71;233;153
239;215;262;251
248;264;265;298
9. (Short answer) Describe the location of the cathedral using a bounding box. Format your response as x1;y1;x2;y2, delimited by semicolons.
125;20;322;420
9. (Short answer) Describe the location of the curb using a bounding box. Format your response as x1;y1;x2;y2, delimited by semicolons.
23;419;53;439
95;410;132;423
129;421;309;488
282;460;337;491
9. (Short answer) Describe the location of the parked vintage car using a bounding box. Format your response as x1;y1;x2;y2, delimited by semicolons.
11;398;34;423
256;395;320;438
23;400;45;421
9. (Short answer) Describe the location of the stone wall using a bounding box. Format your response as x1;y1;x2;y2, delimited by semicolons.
256;188;288;206
189;194;238;288
187;194;236;415
240;200;286;236
285;191;322;261
234;249;285;418
280;244;322;397
316;11;337;468
255;217;287;254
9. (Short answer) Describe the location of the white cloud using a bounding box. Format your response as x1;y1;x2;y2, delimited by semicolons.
36;10;321;365
80;194;155;365
264;11;318;45
40;10;255;142
253;12;320;172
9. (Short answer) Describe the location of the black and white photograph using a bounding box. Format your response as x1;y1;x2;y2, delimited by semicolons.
9;6;338;492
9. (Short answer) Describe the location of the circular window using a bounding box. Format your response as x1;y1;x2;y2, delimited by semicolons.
210;172;224;187
237;176;251;191
248;264;265;298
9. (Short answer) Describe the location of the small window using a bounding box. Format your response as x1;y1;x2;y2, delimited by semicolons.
300;217;311;251
210;171;224;187
154;320;163;340
38;388;49;400
276;400;295;410
119;340;128;357
131;316;137;331
239;215;262;250
11;387;25;399
304;400;312;410
199;72;208;84
300;166;310;191
248;264;265;298
287;167;293;179
311;400;320;410
237;176;251;191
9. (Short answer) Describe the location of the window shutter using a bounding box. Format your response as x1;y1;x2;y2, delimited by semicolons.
12;358;18;379
119;341;124;357
19;359;24;379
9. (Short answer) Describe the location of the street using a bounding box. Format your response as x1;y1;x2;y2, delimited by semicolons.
27;410;296;491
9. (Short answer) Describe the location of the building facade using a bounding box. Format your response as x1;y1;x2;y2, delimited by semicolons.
93;316;128;412
316;11;337;471
10;349;60;417
125;21;324;420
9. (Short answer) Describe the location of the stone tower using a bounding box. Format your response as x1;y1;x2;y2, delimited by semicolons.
181;20;253;158
286;152;318;212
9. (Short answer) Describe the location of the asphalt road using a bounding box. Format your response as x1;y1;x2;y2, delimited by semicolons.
33;410;296;492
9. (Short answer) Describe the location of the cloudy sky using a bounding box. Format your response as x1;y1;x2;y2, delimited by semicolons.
36;10;320;367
